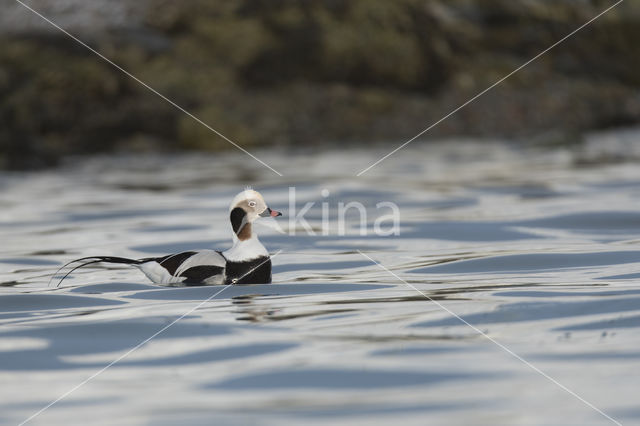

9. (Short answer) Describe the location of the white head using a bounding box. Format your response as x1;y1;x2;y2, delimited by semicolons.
229;188;282;241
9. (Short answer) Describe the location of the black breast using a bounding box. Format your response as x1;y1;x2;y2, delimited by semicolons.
224;256;271;284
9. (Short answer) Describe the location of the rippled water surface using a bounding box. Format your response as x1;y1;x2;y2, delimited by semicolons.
1;137;640;425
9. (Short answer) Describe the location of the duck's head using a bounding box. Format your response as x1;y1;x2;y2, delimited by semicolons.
229;188;282;240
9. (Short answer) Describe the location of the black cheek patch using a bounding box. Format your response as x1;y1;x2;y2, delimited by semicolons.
230;207;247;235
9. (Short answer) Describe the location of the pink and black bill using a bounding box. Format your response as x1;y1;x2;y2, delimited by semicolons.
259;207;282;217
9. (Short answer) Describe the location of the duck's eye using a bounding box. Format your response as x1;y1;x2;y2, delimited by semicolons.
248;201;256;208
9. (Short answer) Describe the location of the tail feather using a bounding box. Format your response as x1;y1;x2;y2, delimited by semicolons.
51;256;142;288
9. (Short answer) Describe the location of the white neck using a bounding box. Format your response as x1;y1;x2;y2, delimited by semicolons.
223;232;268;262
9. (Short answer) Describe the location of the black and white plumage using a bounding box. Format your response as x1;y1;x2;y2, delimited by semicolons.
56;189;282;286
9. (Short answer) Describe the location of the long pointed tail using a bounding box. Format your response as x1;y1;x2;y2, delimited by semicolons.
51;256;142;288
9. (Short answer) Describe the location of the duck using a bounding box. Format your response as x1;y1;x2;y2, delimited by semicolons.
55;189;282;286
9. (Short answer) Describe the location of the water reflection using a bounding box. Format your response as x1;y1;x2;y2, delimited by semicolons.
1;143;640;424
206;367;488;390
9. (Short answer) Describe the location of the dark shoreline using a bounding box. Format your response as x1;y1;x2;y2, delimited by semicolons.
2;0;639;170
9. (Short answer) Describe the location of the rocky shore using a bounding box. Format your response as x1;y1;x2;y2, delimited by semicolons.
1;0;639;169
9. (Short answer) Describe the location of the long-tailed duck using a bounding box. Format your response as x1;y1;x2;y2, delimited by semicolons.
56;189;282;286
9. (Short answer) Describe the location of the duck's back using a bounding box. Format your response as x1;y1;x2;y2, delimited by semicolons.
139;250;226;285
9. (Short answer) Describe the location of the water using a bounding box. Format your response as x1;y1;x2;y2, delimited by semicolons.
1;134;640;425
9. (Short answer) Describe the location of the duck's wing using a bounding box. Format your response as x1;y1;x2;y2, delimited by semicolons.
139;250;226;285
173;250;226;284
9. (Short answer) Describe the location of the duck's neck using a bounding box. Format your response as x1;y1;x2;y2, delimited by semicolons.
224;225;268;262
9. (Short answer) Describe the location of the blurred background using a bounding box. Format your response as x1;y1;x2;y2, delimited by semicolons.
1;0;639;169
